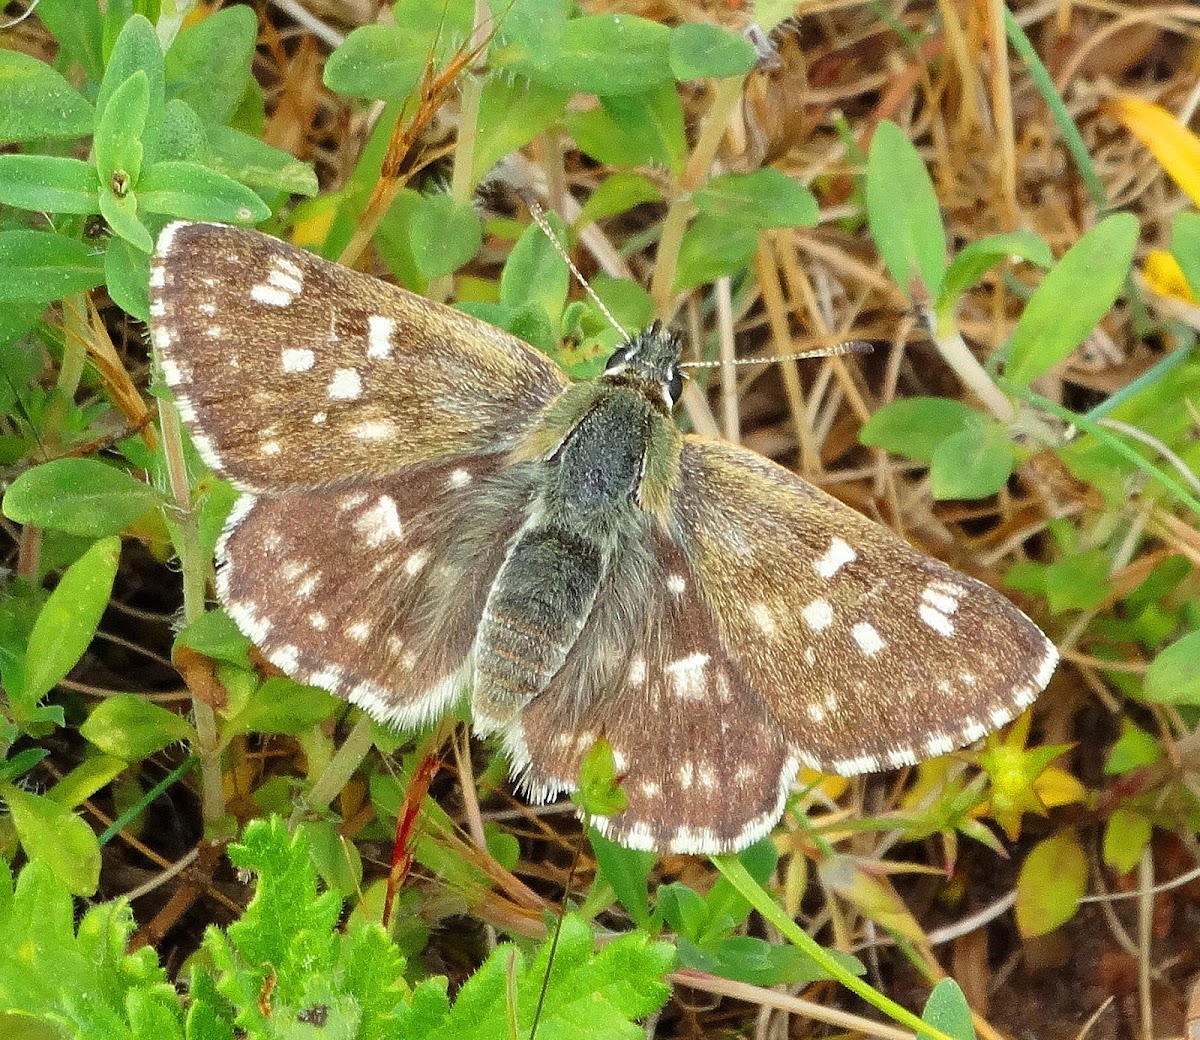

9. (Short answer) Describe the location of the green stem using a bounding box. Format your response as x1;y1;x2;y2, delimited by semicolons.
289;712;377;827
930;314;1015;422
710;856;956;1040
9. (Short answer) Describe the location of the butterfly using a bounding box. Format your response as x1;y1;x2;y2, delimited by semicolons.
149;221;1057;855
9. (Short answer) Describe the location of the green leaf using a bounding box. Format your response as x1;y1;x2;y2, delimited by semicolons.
1103;721;1163;774
669;23;756;80
4;458;160;537
589;828;655;927
19;535;121;704
1005;213;1140;386
100;186;154;252
96;15;165;166
673;213;758;293
94;70;149;188
409;194;483;279
922;979;976;1039
569;82;686;174
1015;830;1086;936
1142;629;1200;704
0;49;95;142
929;422;1015;500
937;230;1053;315
205;125;319;197
4;787;102;896
222;677;340;737
695;168;818;230
80;694;196;761
1170;211;1200;301
574;736;628;818
576;172;663;227
105;235;152;322
1042;549;1111;613
136;160;271;223
0;231;105;305
1102;808;1152;876
860;397;984;463
500;214;570;327
173;608;253;667
866;120;946;301
471;76;569;186
0;155;98;215
33;0;104;79
165;4;258;125
159;98;209;163
518;13;673;97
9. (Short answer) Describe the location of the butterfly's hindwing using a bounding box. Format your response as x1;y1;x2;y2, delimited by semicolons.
217;456;537;729
669;438;1058;775
150;222;569;493
507;532;796;855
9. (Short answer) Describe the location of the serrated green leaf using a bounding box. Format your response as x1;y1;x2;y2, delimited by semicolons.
860;396;984;463
930;423;1015;500
866;120;946;301
669;23;756;80
136;160;270;223
4;458;160;537
80;694;196;761
1142;629;1200;704
18;536;120;705
922;979;976;1039
0;50;95;142
0;155;98;215
165;4;258;125
409;194;483;279
695;168;818;230
1005;213;1139;386
95;70;149;188
4;787;101;896
1015;830;1086;936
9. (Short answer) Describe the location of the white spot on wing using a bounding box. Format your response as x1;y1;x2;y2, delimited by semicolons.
354;495;403;547
851;621;885;656
814;537;856;578
919;604;955;636
404;549;428;576
309;612;328;630
628;657;646;685
347;621;371;643
750;602;777;637
665;652;709;701
666;574;686;595
802;598;834;631
251;283;293;307
448;469;472;489
367;315;395;359
328;368;362;401
352;419;396;441
281;348;315;373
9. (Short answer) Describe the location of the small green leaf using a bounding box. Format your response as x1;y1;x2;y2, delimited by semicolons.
1102;808;1152;875
518;13;673;97
695;169;818;230
860;397;984;463
1042;549;1111;613
19;536;121;704
94;70;149;188
32;0;104;80
0;231;105;305
1005;213;1139;386
472;77;569;187
922;979;976;1039
80;694;196;761
569;83;687;174
576;172;663;228
1170;211;1200;301
205;125;319;197
4;458;160;537
136;160;270;223
100;187;154;253
930;423;1015;500
866;120;947;301
174;609;252;667
1103;721;1163;775
589;828;655;927
409;194;483;280
0;155;98;215
669;23;756;80
222;677;340;737
573;736;627;818
96;15;165;166
105;236;152;322
1142;630;1200;704
4;787;101;896
165;4;258;125
0;49;95;142
159;98;209;163
323;24;430;101
937;230;1053;314
1015;830;1086;936
500;214;570;327
674;214;759;294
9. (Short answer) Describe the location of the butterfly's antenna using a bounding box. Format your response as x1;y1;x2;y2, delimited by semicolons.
679;339;872;370
1;0;41;29
526;199;632;344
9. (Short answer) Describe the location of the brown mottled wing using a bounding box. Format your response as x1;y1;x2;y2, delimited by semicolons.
150;222;568;493
506;532;796;855
668;437;1058;776
218;456;538;724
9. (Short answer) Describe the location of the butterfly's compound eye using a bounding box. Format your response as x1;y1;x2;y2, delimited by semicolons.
666;367;684;406
604;344;632;374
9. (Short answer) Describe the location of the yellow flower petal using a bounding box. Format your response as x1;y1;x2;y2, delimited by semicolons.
1144;248;1196;303
1109;94;1200;208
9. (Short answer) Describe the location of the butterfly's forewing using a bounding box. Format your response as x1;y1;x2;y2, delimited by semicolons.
150;222;569;493
218;457;538;727
507;533;796;854
669;438;1058;775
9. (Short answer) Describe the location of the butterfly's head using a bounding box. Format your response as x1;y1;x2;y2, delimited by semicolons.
602;321;684;412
